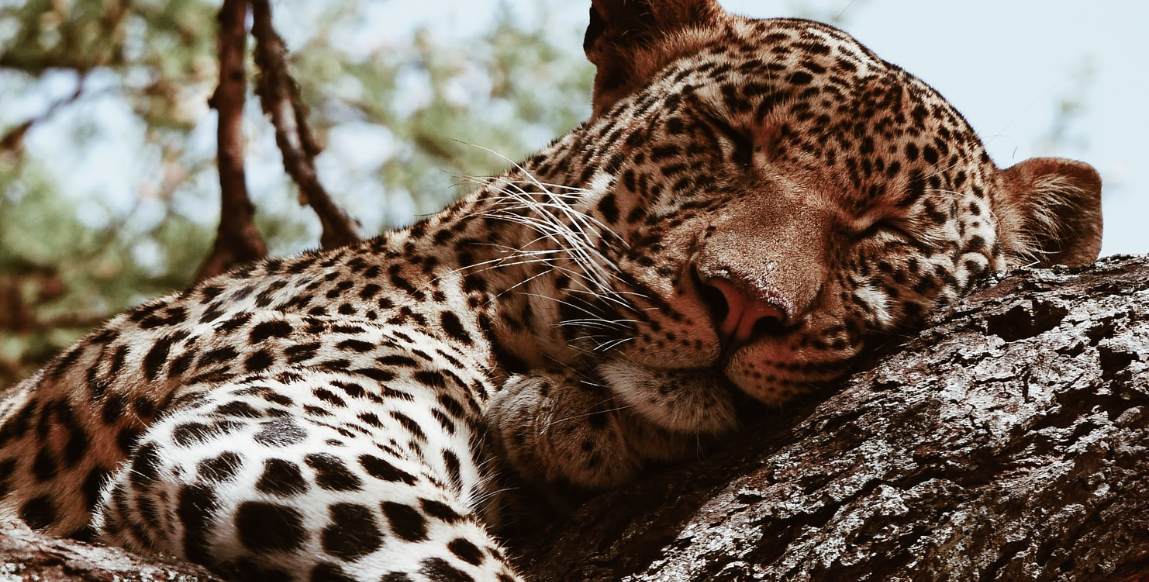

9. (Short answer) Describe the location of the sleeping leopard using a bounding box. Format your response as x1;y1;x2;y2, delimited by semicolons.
0;0;1102;581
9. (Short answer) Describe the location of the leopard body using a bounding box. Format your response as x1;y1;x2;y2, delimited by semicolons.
0;1;1102;580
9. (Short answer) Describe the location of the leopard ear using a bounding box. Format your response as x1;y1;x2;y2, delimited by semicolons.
585;0;725;117
997;157;1103;267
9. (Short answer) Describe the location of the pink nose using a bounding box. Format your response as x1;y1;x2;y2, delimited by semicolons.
702;278;787;345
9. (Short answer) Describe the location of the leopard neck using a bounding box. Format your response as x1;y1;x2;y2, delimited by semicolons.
326;163;595;379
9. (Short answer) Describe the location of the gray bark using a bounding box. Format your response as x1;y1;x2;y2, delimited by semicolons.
511;254;1149;582
0;518;221;581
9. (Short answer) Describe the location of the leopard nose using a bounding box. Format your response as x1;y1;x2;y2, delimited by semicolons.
697;276;789;348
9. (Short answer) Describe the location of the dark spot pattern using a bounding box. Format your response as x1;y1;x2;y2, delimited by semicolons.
253;418;308;447
250;320;294;342
129;442;162;487
31;449;57;482
381;501;428;542
359;454;418;485
142;335;177;381
172;422;215;447
177;484;219;563
419;558;476;582
310;563;357;582
197;451;243;483
448;537;486;566
235;501;307;553
216;401;261;418
419;498;463;523
439;312;473;345
245;350;275;373
321;503;384;561
256;458;309;497
305;453;363;492
20;495;56;530
81;467;109;511
442;450;463;493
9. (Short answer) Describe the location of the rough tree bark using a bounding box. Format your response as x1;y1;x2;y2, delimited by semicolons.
0;518;220;581
2;256;1146;580
512;254;1149;582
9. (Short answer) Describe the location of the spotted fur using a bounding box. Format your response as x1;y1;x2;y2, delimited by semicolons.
0;1;1101;581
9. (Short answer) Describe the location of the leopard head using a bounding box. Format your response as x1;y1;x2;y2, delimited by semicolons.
498;0;1102;409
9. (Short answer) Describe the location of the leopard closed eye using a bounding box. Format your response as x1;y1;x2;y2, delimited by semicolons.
0;1;1102;581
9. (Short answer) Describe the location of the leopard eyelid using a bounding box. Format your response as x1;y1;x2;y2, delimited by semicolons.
853;217;911;240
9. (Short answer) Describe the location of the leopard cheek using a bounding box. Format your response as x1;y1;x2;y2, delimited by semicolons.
613;227;724;370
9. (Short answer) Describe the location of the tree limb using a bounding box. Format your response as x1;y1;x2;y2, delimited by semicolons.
513;255;1149;582
249;0;365;250
0;518;222;581
196;0;267;282
0;81;86;155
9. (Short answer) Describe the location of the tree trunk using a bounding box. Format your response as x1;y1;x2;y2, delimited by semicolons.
511;254;1149;582
3;255;1148;581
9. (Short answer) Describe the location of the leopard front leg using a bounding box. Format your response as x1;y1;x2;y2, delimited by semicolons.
487;364;738;494
488;370;639;491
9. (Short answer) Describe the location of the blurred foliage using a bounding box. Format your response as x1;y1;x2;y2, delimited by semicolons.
0;0;594;388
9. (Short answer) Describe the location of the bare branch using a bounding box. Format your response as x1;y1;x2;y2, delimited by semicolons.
249;0;365;249
0;81;86;155
196;0;268;283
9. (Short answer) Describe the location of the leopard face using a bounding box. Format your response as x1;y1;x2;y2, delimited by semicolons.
492;0;1102;413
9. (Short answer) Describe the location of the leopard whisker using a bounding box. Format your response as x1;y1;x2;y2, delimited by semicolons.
477;206;618;293
550;398;632;426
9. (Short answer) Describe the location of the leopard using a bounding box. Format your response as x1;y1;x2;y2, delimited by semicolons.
0;0;1102;581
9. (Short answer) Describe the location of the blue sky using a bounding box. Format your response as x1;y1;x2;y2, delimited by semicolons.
369;0;1148;256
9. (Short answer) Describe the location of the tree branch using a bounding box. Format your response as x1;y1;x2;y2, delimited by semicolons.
0;80;86;155
249;0;365;250
0;518;222;581
513;255;1149;582
196;0;267;282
